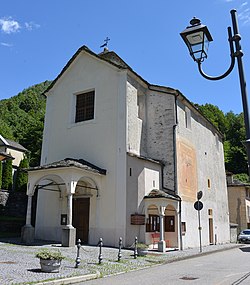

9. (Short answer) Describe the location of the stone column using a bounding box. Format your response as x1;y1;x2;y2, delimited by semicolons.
26;195;33;225
158;206;166;252
67;193;73;226
62;192;76;247
21;195;35;244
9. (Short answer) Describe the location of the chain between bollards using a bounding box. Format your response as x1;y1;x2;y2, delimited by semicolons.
75;239;81;268
118;237;122;262
134;236;138;259
98;238;103;264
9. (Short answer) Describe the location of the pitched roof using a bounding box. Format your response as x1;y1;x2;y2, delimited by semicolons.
28;157;106;175
0;152;14;161
43;45;223;137
144;189;180;201
43;46;129;95
0;134;27;152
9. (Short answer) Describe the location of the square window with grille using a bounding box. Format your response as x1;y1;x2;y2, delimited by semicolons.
75;91;95;123
146;215;160;232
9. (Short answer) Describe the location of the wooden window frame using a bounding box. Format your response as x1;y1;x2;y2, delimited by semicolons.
75;90;95;123
146;215;175;232
146;214;160;232
165;216;175;232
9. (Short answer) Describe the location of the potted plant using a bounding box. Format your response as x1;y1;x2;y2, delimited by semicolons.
35;249;65;273
136;243;149;256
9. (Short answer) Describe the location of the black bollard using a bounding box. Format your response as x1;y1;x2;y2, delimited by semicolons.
134;236;138;259
75;239;81;268
118;237;122;262
98;238;103;264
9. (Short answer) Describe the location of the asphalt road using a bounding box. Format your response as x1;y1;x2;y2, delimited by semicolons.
82;245;250;285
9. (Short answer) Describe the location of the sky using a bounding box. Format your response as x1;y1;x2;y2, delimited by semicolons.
0;0;250;114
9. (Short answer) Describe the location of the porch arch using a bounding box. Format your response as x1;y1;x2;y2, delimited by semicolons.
22;158;107;246
144;189;179;251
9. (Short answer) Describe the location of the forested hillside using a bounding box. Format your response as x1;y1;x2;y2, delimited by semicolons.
0;83;248;180
0;81;51;166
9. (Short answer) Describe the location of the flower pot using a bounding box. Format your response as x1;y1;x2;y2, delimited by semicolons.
40;259;61;273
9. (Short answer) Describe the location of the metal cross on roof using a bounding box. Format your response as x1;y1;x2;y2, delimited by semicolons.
100;37;110;48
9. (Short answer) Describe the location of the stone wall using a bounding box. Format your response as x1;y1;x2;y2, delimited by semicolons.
0;191;27;217
0;191;9;208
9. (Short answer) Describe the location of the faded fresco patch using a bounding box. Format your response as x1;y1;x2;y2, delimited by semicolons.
177;140;198;202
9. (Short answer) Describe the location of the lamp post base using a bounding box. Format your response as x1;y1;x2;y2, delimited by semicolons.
158;240;166;252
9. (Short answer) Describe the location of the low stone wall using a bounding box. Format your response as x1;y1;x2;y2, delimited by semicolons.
0;191;27;236
0;190;9;207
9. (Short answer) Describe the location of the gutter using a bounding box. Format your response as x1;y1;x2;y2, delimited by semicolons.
173;93;183;250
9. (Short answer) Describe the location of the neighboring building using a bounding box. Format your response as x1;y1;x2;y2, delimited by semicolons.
22;46;230;249
0;135;27;169
227;172;250;233
0;152;13;162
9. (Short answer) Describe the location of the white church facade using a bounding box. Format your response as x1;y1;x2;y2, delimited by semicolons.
22;46;230;250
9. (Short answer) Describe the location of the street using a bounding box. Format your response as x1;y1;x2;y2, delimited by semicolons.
83;245;250;285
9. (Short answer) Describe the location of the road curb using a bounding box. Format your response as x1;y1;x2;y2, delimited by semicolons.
162;244;242;264
34;272;100;285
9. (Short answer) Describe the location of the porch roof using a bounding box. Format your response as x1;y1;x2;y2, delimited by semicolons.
27;157;107;175
0;151;14;161
144;189;180;201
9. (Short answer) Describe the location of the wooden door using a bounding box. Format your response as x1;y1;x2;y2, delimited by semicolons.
209;218;214;245
72;198;90;244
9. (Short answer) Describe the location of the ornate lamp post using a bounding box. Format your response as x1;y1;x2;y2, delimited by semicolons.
180;9;250;176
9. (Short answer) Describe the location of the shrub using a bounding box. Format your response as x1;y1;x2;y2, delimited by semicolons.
15;156;29;192
35;249;65;261
2;159;12;190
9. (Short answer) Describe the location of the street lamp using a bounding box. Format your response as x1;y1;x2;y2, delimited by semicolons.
180;9;250;177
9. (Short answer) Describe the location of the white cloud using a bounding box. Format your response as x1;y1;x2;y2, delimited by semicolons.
0;17;20;34
24;22;40;31
241;1;248;6
238;1;250;25
0;17;40;34
1;42;13;47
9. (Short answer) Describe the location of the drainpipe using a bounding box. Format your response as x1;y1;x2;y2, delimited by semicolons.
160;93;182;250
173;93;183;250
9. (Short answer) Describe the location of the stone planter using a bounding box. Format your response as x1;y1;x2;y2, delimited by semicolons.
137;247;149;256
40;259;61;273
36;249;64;273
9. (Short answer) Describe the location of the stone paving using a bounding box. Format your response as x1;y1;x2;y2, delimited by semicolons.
0;238;240;285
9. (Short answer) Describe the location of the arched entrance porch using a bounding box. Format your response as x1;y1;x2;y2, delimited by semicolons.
144;189;180;252
21;158;106;246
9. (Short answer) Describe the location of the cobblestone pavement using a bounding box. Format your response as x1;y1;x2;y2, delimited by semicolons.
0;238;240;285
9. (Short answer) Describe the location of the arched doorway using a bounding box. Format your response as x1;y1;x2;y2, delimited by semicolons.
72;179;97;244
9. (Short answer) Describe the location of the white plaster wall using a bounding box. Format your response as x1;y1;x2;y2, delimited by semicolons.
127;81;143;156
126;155;161;246
35;185;61;241
6;148;25;167
40;51;127;246
177;101;230;248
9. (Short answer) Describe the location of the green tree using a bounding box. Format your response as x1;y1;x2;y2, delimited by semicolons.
2;159;13;190
20;119;44;166
15;156;29;192
0;80;50;166
196;103;227;134
224;112;247;174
